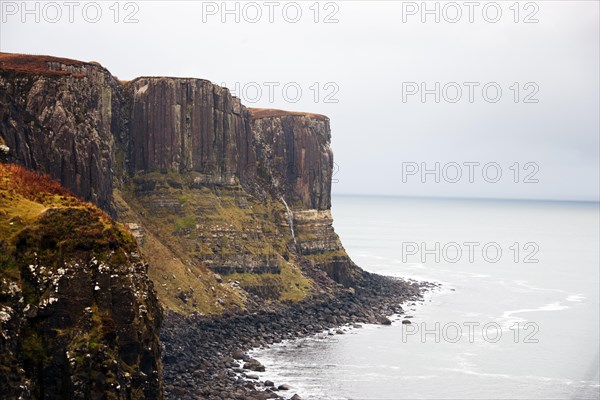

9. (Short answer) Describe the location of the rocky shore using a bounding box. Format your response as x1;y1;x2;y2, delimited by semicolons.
161;273;438;400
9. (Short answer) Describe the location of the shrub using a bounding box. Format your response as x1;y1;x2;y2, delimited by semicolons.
0;164;72;203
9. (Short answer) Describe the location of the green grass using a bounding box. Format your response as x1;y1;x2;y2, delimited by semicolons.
116;171;317;312
174;215;196;233
226;259;312;303
22;331;46;364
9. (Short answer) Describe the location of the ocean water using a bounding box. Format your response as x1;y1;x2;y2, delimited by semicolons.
251;196;600;399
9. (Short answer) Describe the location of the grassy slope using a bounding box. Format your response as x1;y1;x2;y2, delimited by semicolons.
0;163;136;279
115;172;313;315
113;188;244;315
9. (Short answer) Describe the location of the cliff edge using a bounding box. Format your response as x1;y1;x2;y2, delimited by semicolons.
0;53;361;316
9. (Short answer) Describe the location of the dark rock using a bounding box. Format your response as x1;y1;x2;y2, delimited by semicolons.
257;392;280;399
243;359;266;372
0;171;163;399
0;56;119;211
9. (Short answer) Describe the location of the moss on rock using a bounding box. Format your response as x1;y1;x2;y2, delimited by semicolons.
0;164;163;398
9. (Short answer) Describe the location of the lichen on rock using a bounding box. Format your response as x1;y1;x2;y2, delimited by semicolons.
0;164;163;399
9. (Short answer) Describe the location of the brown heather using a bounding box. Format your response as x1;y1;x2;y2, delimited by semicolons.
0;52;94;77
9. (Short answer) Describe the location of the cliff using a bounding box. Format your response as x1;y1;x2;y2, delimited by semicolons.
0;53;121;212
0;164;162;399
0;52;361;317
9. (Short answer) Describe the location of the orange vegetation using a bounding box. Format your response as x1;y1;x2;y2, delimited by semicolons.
0;163;75;204
0;52;98;77
248;108;329;122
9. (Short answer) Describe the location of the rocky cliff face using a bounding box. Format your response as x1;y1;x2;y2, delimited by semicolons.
124;78;332;210
0;53;360;316
0;164;162;399
250;109;332;210
126;77;255;185
0;53;121;212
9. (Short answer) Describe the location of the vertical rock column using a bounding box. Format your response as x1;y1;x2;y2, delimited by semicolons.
127;77;255;184
0;59;119;211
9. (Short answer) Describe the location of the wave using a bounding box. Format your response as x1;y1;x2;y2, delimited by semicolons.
501;302;569;320
566;294;586;302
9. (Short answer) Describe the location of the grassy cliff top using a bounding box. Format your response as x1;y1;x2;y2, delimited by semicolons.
1;163;88;237
248;108;329;121
0;52;104;77
0;164;135;276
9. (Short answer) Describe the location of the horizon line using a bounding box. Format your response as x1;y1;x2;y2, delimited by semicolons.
331;193;600;204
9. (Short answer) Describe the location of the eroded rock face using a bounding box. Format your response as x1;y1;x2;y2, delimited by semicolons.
0;55;121;211
293;210;342;255
251;111;333;210
127;77;255;185
1;253;163;399
124;79;333;211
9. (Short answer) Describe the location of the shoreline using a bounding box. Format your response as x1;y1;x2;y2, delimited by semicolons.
161;273;439;399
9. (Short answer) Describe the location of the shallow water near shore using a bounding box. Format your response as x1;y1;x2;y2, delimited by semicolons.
251;196;600;399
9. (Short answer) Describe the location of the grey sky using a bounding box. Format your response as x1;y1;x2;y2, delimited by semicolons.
1;0;598;201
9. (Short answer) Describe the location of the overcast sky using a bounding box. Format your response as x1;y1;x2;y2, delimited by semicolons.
1;1;598;201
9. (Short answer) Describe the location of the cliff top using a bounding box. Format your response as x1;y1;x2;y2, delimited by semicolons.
248;108;329;122
0;52;104;77
0;164;108;243
0;53;330;123
130;76;212;84
0;164;137;274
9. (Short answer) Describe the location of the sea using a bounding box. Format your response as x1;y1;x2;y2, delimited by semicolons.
250;196;600;399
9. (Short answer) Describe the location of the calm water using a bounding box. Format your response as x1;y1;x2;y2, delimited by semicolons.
252;196;600;399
